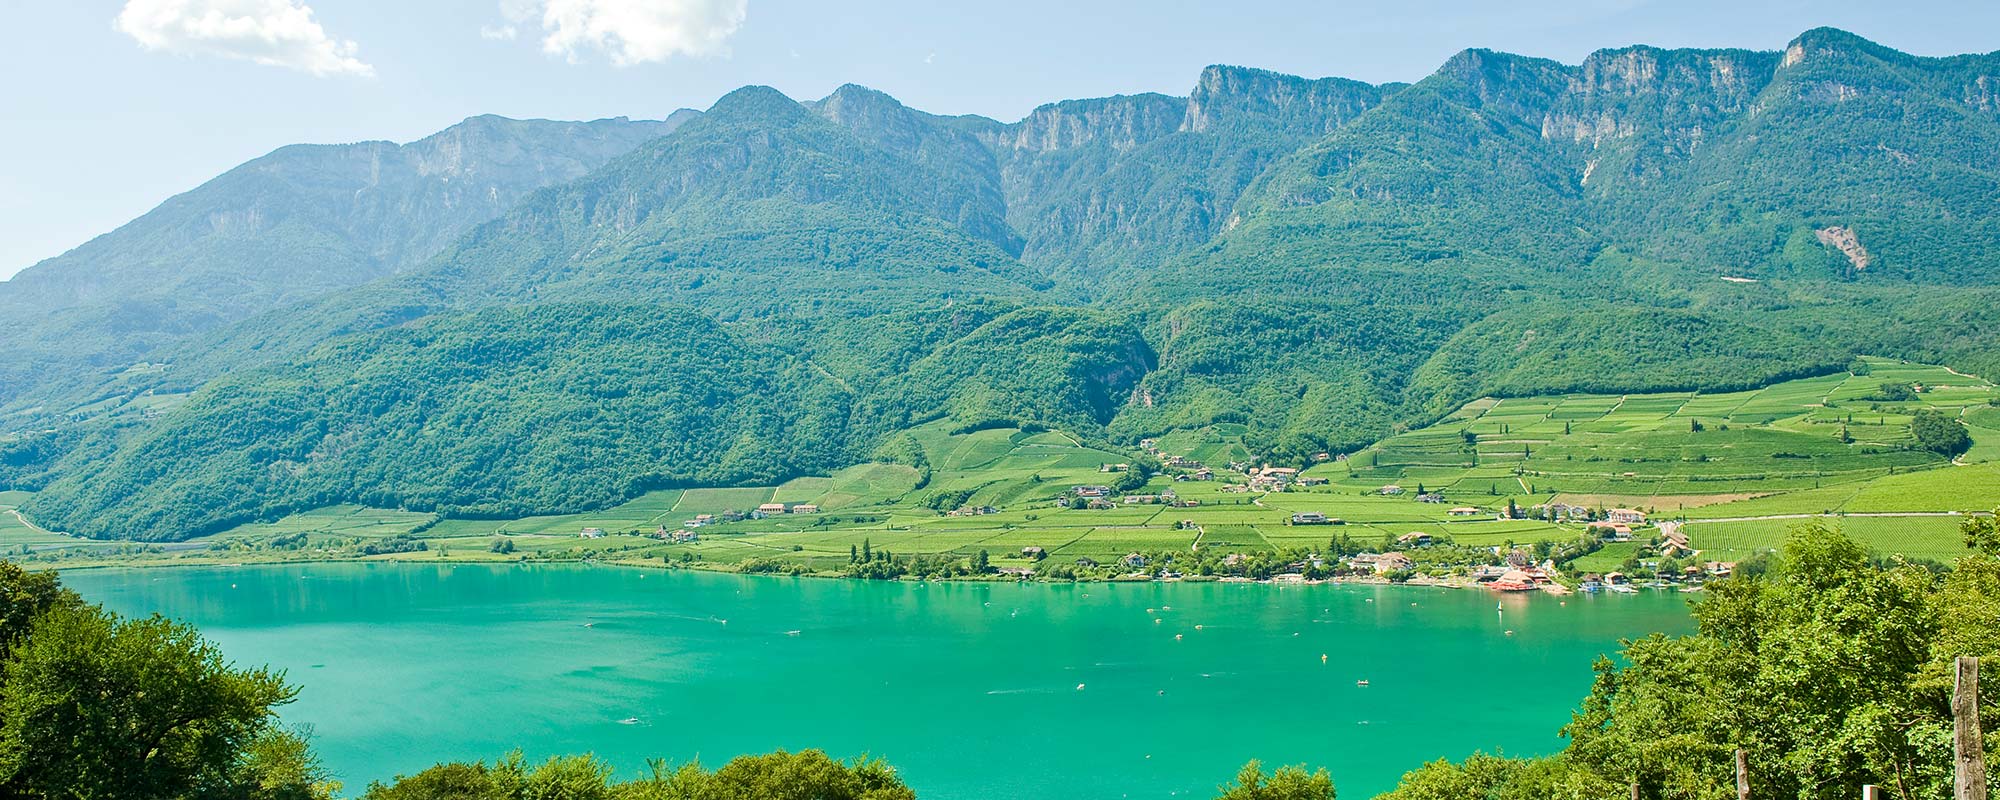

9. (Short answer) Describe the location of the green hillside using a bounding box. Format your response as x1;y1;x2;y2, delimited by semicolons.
8;360;1993;572
10;29;2000;544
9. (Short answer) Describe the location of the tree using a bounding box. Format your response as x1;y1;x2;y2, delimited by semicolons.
1215;760;1335;800
1871;382;1917;402
367;749;913;800
972;549;991;574
0;596;312;799
1966;511;2000;556
0;562;79;664
1910;409;1970;455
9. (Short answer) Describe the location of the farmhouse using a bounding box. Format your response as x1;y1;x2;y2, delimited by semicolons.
791;504;820;514
1397;532;1435;547
579;527;605;539
1704;561;1737;578
1608;508;1648;524
1291;512;1332;525
1379;485;1405;496
1122;553;1147;568
1588;521;1633;541
1416;493;1446;504
1299;476;1329;486
1100;463;1130;473
1447;506;1482;517
1660;529;1693;556
1073;485;1111;498
1020;546;1046;558
757;503;788;515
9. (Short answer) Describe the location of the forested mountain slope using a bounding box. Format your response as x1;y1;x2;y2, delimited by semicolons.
14;28;2000;541
0;112;687;406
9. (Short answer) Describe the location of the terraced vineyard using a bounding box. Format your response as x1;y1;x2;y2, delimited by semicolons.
11;359;1997;573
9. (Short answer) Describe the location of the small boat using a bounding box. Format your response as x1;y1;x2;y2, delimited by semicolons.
616;717;640;725
1356;679;1370;687
785;630;801;636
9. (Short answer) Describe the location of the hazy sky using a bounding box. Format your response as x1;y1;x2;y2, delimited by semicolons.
3;0;1997;278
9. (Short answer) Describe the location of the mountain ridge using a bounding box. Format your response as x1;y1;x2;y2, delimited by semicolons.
13;27;2000;542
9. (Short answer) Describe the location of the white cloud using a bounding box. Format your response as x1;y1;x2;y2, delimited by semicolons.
480;24;519;41
500;0;748;66
115;0;373;77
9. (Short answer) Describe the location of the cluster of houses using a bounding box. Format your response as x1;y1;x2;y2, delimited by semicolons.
1136;439;1217;481
1534;504;1648;525
1063;485;1198;509
677;503;821;530
1578;560;1736;593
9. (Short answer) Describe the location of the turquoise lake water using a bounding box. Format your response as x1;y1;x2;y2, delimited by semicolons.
66;564;1694;799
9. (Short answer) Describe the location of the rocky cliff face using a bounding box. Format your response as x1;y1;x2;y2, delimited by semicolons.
980;67;1389;293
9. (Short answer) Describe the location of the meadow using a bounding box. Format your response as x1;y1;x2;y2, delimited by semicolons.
11;358;1997;574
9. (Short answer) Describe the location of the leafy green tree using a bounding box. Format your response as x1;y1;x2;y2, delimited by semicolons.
1910;409;1970;455
367;750;912;800
0;562;78;664
1214;760;1334;800
1965;510;2000;556
0;584;312;800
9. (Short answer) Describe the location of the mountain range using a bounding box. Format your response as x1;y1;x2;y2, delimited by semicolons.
9;27;2000;541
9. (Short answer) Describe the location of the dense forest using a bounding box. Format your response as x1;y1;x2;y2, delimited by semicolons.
8;28;2000;540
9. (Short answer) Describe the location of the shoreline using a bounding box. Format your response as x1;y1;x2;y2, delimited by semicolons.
40;552;1615;597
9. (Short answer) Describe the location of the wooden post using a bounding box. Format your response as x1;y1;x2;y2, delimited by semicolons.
1959;657;1988;800
1737;748;1751;800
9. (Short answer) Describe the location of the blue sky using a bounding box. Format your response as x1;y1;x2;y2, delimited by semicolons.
3;0;1997;277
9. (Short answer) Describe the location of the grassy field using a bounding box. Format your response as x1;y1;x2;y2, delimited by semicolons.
12;358;1998;574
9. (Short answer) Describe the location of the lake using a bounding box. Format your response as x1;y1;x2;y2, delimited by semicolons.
66;564;1693;799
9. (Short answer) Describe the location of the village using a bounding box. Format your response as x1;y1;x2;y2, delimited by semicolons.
591;434;1742;593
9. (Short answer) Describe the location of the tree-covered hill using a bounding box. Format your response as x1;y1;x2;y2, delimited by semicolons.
0;113;686;407
15;28;2000;541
